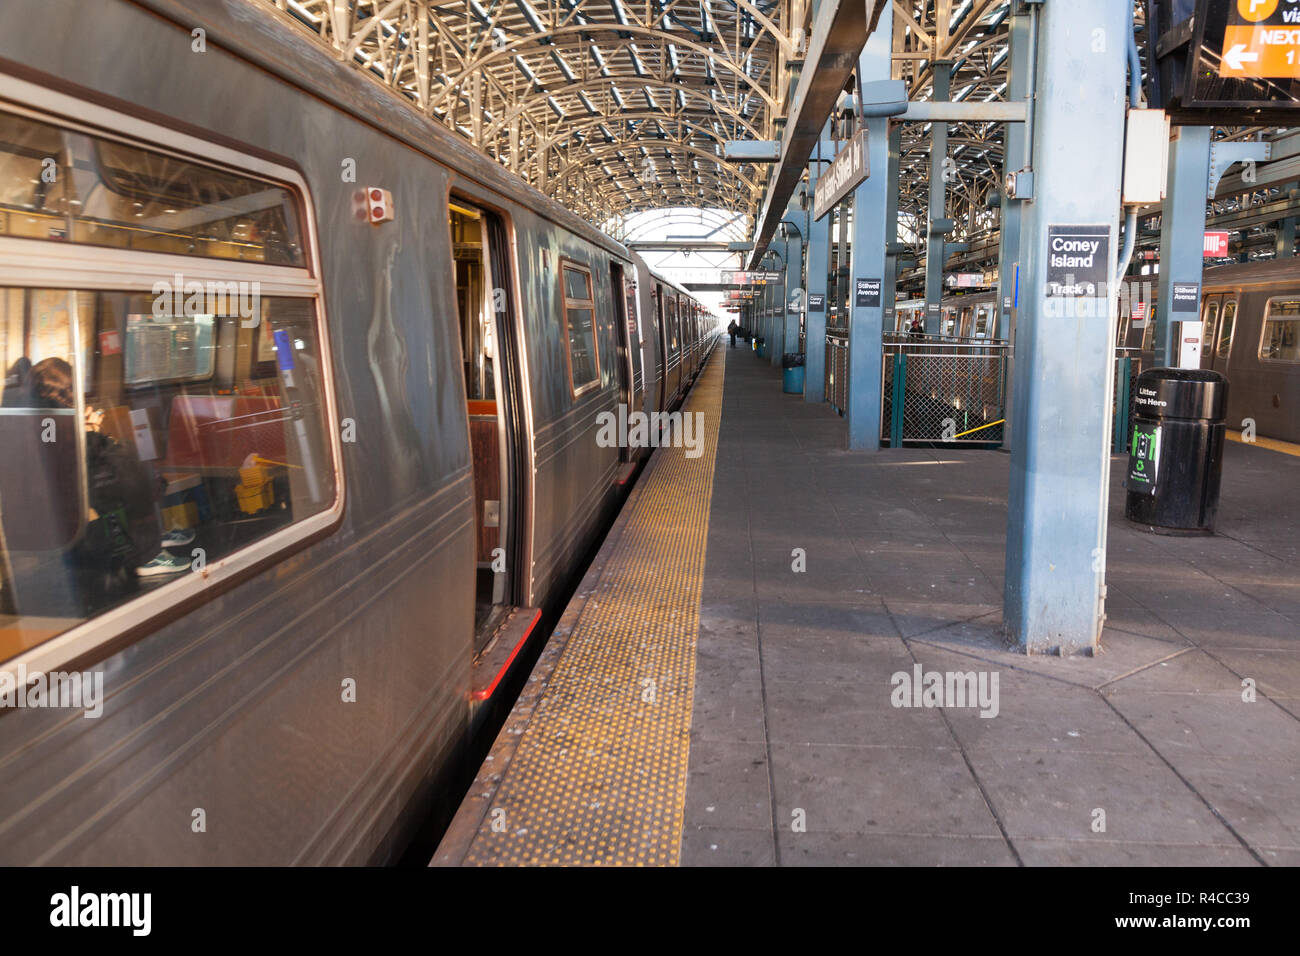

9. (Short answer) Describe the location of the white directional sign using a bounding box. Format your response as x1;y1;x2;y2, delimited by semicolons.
813;130;870;222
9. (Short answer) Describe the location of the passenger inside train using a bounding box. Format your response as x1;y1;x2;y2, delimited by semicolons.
0;111;335;659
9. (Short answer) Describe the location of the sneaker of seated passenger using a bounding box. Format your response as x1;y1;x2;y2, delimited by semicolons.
161;528;196;549
136;551;191;577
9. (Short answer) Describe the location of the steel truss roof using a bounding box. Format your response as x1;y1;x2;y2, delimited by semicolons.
260;0;799;229
255;0;1289;266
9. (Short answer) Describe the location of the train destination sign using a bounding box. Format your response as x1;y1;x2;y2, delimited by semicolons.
808;293;825;312
813;129;869;221
1220;0;1300;80
1045;225;1109;297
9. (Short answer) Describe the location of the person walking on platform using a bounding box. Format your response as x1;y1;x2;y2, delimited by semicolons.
727;319;738;348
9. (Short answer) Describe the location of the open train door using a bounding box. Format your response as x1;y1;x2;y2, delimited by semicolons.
610;261;636;463
449;199;539;709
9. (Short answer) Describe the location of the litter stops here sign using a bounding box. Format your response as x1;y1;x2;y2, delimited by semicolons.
1045;225;1110;297
1128;422;1162;495
1220;0;1300;79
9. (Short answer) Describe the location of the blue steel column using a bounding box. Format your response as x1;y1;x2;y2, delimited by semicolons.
883;123;902;330
771;240;787;367
924;61;951;333
1003;0;1127;654
846;17;892;451
783;211;803;360
997;5;1031;453
804;127;831;403
996;9;1030;343
1154;126;1212;368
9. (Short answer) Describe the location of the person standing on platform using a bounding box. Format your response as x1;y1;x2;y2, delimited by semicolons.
727;319;738;348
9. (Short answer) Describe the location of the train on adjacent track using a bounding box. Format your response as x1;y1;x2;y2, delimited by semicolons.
0;0;714;864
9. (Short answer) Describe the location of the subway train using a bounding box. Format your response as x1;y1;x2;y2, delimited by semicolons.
0;0;714;864
1117;260;1300;444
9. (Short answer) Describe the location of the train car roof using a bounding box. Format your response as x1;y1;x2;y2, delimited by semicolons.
1203;258;1300;287
148;0;632;265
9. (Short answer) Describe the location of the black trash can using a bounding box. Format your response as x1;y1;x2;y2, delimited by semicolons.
1125;367;1229;534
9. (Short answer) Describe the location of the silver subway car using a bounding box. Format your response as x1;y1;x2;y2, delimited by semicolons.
0;0;713;864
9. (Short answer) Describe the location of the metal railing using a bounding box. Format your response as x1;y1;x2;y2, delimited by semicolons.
826;334;849;412
818;335;1135;452
881;339;1008;445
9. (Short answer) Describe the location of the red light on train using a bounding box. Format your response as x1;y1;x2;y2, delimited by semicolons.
365;187;394;224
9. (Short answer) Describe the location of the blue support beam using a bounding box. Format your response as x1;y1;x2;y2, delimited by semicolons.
996;8;1030;344
997;5;1031;452
783;209;803;362
924;62;951;333
1154;125;1212;368
845;17;891;451
883;123;902;333
1003;0;1128;654
804;129;832;403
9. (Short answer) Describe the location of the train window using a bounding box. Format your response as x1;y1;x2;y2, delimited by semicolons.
1202;301;1219;355
0;289;335;656
1217;301;1237;358
0;102;336;669
1259;297;1300;363
561;262;600;393
0;110;305;266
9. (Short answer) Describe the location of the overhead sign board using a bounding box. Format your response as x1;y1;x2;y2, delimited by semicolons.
813;129;870;222
720;271;782;286
1148;0;1300;122
1219;0;1300;79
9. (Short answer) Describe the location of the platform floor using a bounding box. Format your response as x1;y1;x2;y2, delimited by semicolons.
436;345;1300;867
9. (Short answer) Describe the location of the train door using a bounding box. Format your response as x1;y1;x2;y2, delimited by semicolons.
652;286;666;412
1200;295;1222;370
666;293;681;402
610;261;636;462
449;200;526;651
1208;295;1238;372
623;269;645;412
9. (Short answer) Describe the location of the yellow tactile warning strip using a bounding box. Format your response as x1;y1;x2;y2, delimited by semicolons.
1226;429;1300;458
462;354;723;866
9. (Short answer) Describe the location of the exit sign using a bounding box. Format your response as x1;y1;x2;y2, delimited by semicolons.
1204;231;1230;257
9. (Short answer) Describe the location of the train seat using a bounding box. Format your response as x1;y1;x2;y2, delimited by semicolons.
468;403;500;564
162;394;288;475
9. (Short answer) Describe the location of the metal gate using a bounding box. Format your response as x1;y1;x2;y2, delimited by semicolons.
881;337;1008;445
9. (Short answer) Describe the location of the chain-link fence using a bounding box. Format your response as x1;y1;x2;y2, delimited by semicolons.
817;332;1139;452
826;334;849;413
881;338;1008;445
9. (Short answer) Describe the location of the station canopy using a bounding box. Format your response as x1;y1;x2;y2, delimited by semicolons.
256;2;1282;267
